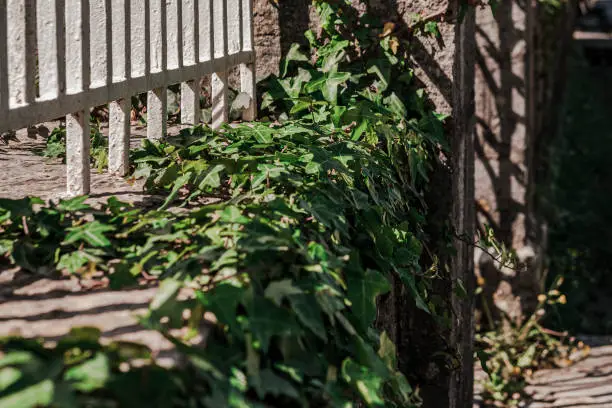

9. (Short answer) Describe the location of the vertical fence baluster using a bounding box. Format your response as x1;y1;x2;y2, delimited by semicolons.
0;0;8;126
240;0;255;121
131;0;146;78
90;0;108;88
7;0;35;106
37;0;60;100
167;0;181;70
109;99;130;175
227;0;240;55
112;0;129;82
199;0;212;63
109;0;130;175
147;87;166;139
181;0;199;126
212;0;228;129
147;0;167;140
66;110;91;195
65;0;90;195
66;0;88;94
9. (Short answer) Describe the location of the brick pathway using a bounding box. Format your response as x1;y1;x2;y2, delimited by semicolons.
525;344;612;408
475;339;612;408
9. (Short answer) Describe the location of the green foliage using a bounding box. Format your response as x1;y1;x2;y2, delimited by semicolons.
260;0;447;152
1;116;435;407
539;0;563;14
0;329;197;408
40;120;109;173
476;278;588;407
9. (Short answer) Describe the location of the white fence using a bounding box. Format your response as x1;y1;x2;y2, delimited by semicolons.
0;0;256;195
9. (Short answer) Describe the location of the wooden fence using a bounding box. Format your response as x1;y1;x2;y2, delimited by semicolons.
0;0;256;195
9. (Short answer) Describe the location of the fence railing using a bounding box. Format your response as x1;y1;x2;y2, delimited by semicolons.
0;0;256;196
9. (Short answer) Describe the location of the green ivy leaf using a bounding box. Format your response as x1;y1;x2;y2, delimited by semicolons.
288;294;328;342
377;331;397;371
198;164;225;190
280;43;309;78
398;270;430;314
57;196;90;212
149;278;182;312
251;369;300;400
423;21;440;38
347;269;391;329
0;197;41;219
247;297;301;352
57;250;101;274
341;359;385;406
63;353;110;392
323;72;352;105
159;172;192;210
264;280;303;306
196;284;245;337
0;379;56;408
64;221;115;248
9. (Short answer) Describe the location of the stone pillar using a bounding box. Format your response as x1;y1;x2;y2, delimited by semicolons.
369;2;476;407
251;1;476;406
449;9;477;407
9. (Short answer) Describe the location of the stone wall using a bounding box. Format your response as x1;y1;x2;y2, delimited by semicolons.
252;0;316;80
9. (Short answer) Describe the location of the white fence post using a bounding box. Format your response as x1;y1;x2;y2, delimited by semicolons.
7;0;36;107
66;111;91;195
147;0;167;140
181;0;200;126
37;0;60;100
89;0;109;88
65;0;91;195
109;99;130;175
130;0;146;79
109;0;130;175
240;0;256;121
212;0;228;129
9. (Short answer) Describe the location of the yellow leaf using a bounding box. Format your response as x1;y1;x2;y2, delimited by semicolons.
389;37;399;54
380;22;395;37
477;198;491;213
